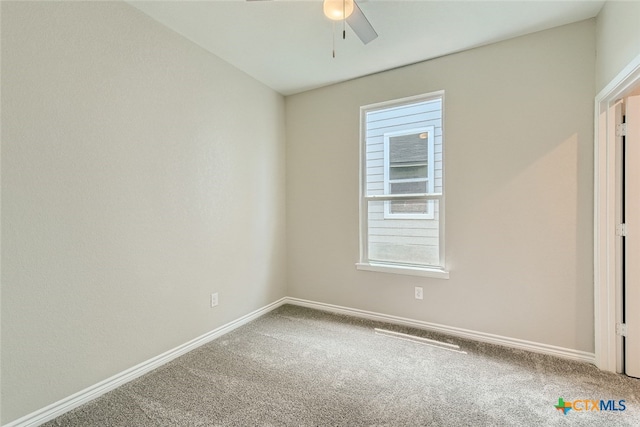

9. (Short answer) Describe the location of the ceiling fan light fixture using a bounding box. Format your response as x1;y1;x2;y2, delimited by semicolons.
323;0;354;21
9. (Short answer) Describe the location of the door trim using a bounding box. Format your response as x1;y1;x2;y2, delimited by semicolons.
594;53;640;372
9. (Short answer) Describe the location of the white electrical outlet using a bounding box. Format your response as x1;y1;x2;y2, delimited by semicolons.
415;286;423;300
210;292;219;307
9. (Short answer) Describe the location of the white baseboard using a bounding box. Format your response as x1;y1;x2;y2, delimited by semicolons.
4;297;288;427
284;297;596;365
5;295;596;427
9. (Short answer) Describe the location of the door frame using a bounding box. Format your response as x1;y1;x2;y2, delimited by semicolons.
594;53;640;372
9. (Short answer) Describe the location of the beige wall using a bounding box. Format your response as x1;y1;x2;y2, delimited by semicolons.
596;0;640;93
1;1;286;423
286;20;596;352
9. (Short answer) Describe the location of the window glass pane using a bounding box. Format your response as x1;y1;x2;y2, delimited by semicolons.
389;133;428;163
390;200;430;215
389;165;427;180
389;181;427;194
368;199;440;266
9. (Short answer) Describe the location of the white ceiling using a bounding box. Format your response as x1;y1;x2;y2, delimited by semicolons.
128;0;605;95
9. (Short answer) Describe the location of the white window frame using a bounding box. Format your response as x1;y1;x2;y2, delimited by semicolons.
383;126;436;220
357;91;448;279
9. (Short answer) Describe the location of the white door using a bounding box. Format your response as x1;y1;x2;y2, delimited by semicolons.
625;95;640;378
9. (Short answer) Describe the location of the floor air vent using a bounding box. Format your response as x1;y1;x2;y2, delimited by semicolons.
374;328;467;354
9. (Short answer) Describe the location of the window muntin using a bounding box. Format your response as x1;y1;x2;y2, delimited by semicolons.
360;92;445;273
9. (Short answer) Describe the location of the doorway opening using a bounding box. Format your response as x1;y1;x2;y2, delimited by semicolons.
594;53;640;378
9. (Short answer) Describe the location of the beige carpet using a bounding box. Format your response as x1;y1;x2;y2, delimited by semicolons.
44;305;640;426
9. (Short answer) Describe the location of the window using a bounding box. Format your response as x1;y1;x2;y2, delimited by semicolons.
358;92;447;278
384;127;435;219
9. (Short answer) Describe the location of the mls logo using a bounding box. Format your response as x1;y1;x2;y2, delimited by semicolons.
554;397;627;415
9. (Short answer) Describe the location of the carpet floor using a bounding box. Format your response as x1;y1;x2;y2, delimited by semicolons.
44;305;640;426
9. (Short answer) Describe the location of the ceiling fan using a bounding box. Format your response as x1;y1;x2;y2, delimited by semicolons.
248;0;378;48
322;0;378;45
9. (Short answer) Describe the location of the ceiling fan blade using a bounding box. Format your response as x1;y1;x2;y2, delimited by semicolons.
347;1;378;45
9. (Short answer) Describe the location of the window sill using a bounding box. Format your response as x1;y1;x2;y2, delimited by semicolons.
356;262;450;279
